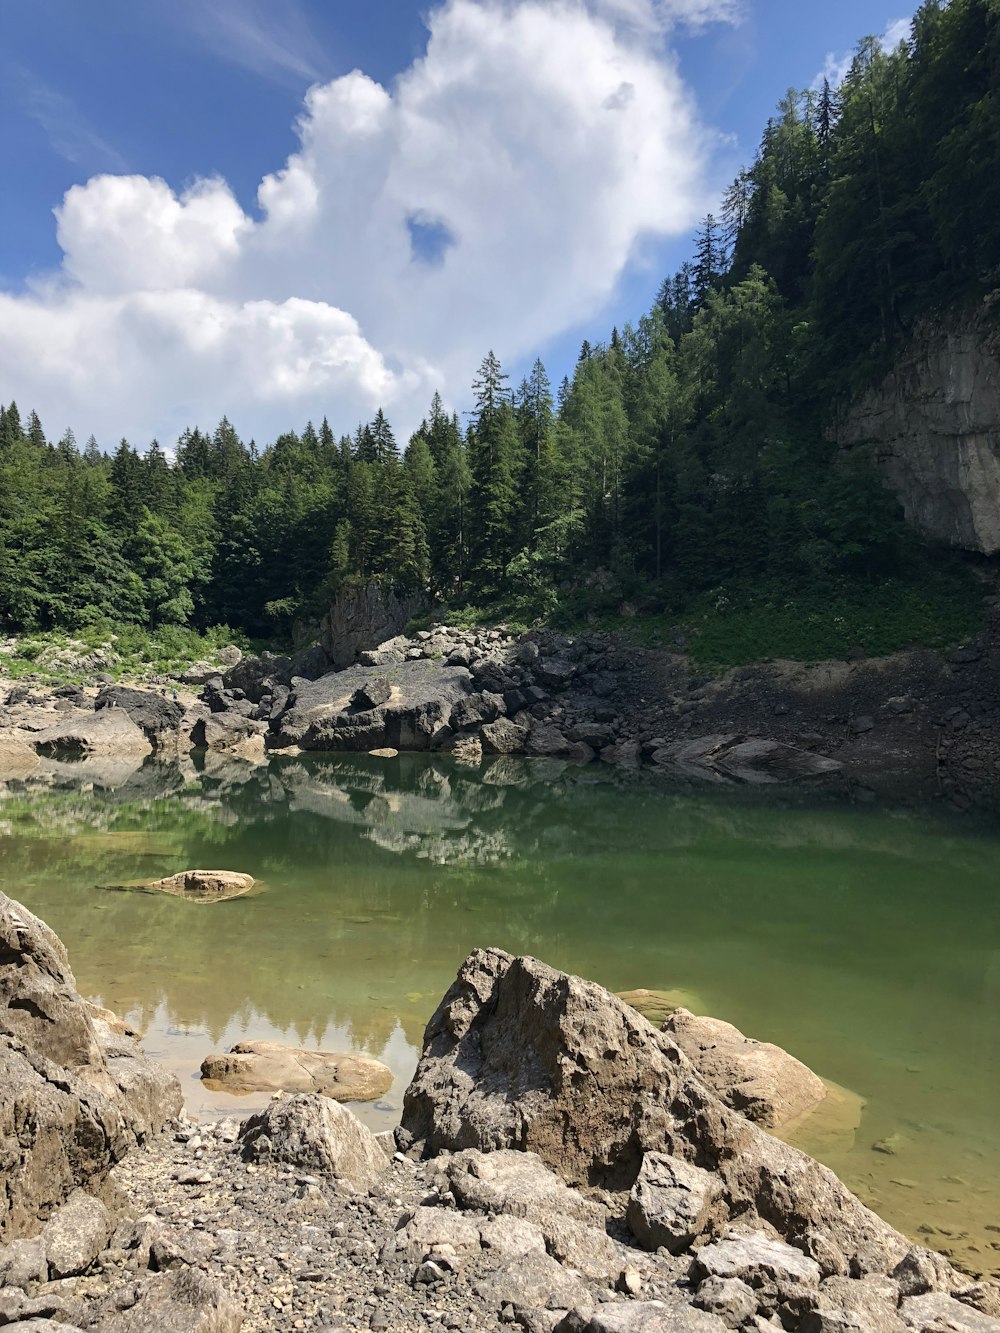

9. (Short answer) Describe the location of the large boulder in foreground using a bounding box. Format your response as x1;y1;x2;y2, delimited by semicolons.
663;1008;828;1130
399;950;931;1280
200;1039;392;1100
0;894;181;1241
239;1092;388;1191
32;710;151;761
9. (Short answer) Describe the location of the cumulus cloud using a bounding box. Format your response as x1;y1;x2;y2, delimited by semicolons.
0;0;723;447
815;15;913;89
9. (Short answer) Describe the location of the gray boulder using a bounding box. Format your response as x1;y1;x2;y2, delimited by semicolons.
481;717;529;754
239;1093;388;1191
42;1189;113;1278
95;687;184;745
626;1153;721;1254
91;1268;242;1332
32;710;151;760
400;950;930;1279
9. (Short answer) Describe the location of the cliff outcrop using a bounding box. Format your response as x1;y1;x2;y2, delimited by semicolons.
835;301;1000;554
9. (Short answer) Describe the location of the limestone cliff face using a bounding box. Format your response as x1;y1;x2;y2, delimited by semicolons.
320;578;426;670
834;302;1000;554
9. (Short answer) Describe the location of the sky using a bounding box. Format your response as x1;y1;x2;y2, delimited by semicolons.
0;0;912;451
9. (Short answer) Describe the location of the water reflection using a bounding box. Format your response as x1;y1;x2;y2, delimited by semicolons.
1;753;999;1277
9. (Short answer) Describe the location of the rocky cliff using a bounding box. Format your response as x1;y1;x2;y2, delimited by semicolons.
835;299;1000;554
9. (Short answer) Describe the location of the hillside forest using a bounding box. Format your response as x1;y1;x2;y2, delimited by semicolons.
1;0;997;663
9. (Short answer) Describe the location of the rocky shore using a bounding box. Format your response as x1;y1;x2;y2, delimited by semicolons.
2;892;999;1333
2;597;1000;805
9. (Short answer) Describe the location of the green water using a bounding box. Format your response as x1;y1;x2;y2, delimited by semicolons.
1;752;998;1277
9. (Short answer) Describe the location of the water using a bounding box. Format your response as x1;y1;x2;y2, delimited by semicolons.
1;752;998;1277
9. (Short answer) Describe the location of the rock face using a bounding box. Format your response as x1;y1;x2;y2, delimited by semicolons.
400;950;927;1279
136;870;256;903
95;687;185;747
663;1008;828;1130
320;579;426;670
200;1039;393;1101
0;893;182;1241
834;305;1000;554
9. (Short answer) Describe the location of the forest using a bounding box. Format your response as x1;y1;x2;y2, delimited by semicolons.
1;0;997;657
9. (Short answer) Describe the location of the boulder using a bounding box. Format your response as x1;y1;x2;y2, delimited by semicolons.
131;870;256;903
239;1093;388;1191
200;1039;392;1100
95;687;184;745
42;1190;113;1278
663;1009;828;1130
400;950;924;1278
0;895;181;1240
626;1153;722;1254
899;1293;1000;1332
446;1148;624;1282
32;710;151;760
275;659;471;753
351;677;392;711
91;1268;242;1332
556;1303;729;1332
481;718;529;755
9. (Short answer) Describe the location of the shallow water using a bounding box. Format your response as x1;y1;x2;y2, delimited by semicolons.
1;752;998;1277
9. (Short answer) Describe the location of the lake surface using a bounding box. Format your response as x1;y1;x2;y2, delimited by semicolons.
1;752;998;1279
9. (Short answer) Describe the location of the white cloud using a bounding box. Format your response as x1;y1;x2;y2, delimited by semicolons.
0;0;720;447
815;15;913;89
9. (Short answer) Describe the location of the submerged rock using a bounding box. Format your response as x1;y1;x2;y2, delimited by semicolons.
616;988;705;1026
663;1008;828;1130
128;870;256;903
200;1039;392;1101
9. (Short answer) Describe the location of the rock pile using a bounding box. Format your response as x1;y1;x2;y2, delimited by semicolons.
2;910;997;1333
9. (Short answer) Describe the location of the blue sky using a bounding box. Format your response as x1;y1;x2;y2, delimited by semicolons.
0;0;910;447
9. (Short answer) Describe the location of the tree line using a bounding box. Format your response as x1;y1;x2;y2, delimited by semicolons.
0;0;995;638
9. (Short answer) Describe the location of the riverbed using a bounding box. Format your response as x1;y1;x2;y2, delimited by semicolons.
1;752;997;1278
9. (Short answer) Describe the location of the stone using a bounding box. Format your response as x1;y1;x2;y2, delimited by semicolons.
481;718;529;755
135;870;256;903
899;1293;1000;1333
799;1275;908;1333
446;1149;623;1282
352;677;392;711
851;716;876;735
91;1267;242;1332
32;710;152;760
42;1190;113;1278
626;1153;722;1253
692;1231;822;1289
616;989;703;1026
662;1009;828;1130
555;1302;729;1332
200;1040;392;1101
526;723;574;757
401;950;915;1279
239;1093;388;1191
475;1253;590;1314
276;660;470;753
0;1236;47;1288
217;645;243;667
95;687;185;744
537;659;577;688
692;1277;758;1329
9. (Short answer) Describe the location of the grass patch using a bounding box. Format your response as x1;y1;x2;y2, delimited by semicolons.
587;571;985;670
0;622;255;686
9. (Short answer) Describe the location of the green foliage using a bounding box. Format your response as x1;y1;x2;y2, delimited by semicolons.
0;2;994;665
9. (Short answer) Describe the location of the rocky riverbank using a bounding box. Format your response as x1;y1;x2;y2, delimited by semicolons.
2;892;999;1333
2;601;1000;806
